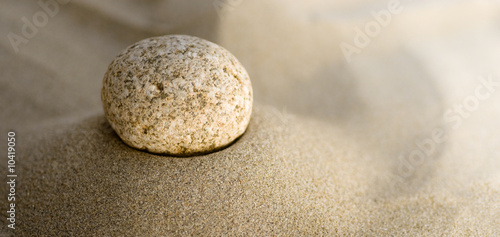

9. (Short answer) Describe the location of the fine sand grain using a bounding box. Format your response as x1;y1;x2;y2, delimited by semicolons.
1;0;499;236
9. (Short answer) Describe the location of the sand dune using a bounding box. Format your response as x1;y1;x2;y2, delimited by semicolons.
1;0;499;235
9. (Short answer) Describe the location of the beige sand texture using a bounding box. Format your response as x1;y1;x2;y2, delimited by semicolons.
1;0;499;236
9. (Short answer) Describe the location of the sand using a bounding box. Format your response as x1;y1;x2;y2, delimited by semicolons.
1;0;499;236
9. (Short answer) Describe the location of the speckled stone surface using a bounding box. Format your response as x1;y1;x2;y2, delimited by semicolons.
101;35;253;156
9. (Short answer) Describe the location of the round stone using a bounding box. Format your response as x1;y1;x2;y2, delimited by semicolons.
101;35;253;156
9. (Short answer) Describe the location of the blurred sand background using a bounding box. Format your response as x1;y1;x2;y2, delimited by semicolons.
1;0;499;235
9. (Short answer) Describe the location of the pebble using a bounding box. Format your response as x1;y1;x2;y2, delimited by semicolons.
101;35;253;156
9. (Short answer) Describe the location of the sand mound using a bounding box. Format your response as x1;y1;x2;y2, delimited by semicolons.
1;0;499;235
14;106;367;235
8;105;499;236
